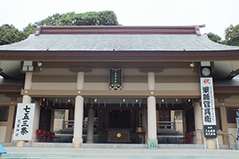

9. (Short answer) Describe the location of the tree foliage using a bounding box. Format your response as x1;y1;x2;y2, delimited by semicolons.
206;32;222;43
0;11;118;45
223;24;239;46
36;11;119;26
0;24;28;45
206;25;239;46
23;23;37;35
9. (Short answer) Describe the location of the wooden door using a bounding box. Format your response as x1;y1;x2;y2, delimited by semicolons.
108;110;131;128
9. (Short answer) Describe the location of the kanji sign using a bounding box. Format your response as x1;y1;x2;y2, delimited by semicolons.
200;66;217;138
12;103;35;141
109;68;123;90
204;125;217;138
200;78;216;126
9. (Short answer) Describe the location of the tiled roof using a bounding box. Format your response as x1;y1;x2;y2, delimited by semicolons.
1;34;239;52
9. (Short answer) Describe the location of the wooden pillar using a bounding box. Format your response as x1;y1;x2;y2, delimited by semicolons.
73;95;84;148
31;101;40;142
77;72;84;90
87;108;95;143
24;72;33;90
147;96;157;140
147;72;155;91
220;106;229;144
73;71;85;148
142;108;147;143
147;71;157;147
5;104;16;142
194;101;203;144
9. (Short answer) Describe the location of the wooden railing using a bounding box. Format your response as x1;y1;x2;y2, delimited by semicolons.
62;119;98;129
62;120;74;129
157;121;176;131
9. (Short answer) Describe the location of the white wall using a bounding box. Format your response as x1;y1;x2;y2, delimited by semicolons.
0;126;6;142
32;83;77;90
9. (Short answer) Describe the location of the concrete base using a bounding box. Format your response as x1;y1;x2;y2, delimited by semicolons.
72;137;83;148
86;140;93;143
206;138;216;149
195;140;203;144
16;141;24;147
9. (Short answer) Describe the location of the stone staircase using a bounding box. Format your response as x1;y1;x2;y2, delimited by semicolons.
1;144;239;159
2;147;239;159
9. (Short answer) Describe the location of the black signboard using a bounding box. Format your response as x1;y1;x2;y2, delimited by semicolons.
204;125;217;138
109;68;122;90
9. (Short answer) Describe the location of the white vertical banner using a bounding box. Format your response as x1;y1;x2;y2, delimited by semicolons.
200;77;216;125
13;103;36;141
237;109;239;140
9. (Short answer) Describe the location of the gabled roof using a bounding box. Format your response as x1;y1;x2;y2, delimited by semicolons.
0;26;239;52
1;26;239;91
1;34;239;52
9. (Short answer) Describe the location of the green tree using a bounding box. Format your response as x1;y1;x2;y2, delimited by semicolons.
206;32;222;43
23;23;37;35
223;24;239;46
36;11;119;26
0;11;119;46
0;24;27;45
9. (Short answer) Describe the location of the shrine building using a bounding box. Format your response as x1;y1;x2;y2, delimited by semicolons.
0;25;239;149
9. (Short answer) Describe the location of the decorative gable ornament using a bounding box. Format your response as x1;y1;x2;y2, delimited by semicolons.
109;68;122;90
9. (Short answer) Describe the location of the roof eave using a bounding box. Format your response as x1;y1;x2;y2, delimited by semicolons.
1;50;239;61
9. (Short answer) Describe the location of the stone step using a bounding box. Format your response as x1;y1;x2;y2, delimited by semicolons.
81;143;205;149
1;147;239;159
1;143;230;149
2;143;205;149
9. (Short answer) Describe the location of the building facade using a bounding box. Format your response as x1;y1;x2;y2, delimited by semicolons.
0;26;239;148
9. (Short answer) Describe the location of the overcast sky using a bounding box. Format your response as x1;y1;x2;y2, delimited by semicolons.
1;0;239;39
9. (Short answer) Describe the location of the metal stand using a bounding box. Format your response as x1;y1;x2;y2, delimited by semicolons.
216;137;219;149
204;137;207;149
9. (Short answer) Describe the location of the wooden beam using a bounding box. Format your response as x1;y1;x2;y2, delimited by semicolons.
0;101;18;106
21;89;200;98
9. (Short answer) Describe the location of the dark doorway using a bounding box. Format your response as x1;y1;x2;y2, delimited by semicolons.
108;110;131;128
39;107;52;131
159;110;171;121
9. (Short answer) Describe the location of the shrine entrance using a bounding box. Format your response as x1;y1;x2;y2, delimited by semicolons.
107;110;132;143
39;97;196;144
95;98;144;143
